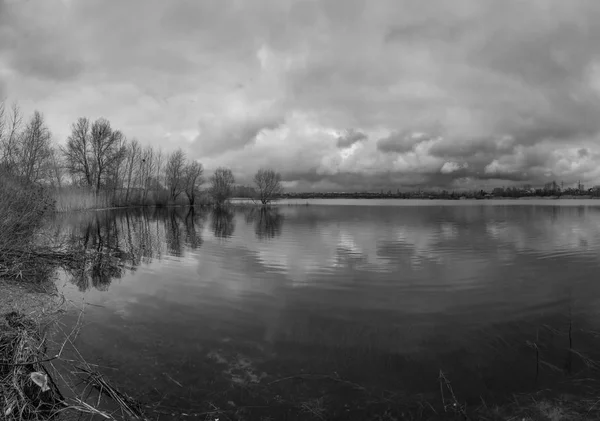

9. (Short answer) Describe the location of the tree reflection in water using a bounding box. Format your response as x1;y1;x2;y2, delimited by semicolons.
57;208;206;291
245;207;284;240
184;208;206;250
211;208;235;238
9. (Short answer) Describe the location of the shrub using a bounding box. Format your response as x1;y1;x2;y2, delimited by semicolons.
0;173;55;251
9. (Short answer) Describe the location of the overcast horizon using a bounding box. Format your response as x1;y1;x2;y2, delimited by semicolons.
2;0;600;192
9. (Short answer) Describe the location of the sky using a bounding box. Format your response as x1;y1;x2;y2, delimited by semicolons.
1;0;600;192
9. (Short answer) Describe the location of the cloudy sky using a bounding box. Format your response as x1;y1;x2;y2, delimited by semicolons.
2;0;600;191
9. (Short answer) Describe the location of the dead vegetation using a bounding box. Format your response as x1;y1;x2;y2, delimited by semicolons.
0;307;148;421
0;312;66;420
0;170;57;285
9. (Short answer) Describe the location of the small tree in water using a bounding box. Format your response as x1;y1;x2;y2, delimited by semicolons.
210;167;235;208
253;168;283;205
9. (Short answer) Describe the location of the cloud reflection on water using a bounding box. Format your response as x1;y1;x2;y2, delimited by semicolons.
53;204;600;348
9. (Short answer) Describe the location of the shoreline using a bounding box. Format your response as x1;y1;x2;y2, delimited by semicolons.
278;195;600;200
52;196;600;214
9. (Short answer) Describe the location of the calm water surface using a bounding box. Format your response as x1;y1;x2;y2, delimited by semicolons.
52;200;600;417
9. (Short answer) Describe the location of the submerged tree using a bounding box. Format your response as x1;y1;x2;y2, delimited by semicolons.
253;168;283;205
209;167;235;208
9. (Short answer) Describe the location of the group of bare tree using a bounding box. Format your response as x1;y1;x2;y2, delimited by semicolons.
1;99;284;208
207;168;283;207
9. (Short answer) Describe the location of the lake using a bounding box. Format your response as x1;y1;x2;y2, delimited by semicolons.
51;199;600;419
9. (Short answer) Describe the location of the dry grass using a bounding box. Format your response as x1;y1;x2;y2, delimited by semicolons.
0;304;148;421
0;284;67;421
0;313;66;420
53;187;111;213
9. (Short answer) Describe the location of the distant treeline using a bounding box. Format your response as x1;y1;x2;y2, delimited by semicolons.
280;183;600;200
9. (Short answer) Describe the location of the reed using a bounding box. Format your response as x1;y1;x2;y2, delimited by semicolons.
52;187;111;212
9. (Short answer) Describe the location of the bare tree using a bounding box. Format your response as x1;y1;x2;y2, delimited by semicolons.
63;117;94;187
106;133;128;200
63;117;126;192
165;148;186;201
49;146;66;188
0;102;24;174
123;138;141;202
18;111;53;184
183;160;204;206
155;147;164;189
139;145;155;203
90;118;125;192
209;167;235;208
253;168;283;205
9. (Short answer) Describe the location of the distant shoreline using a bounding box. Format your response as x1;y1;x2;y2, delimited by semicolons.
274;195;600;200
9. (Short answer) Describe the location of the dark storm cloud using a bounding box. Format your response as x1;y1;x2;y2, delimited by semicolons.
11;53;84;82
507;104;600;146
0;0;85;82
377;131;436;154
336;129;367;148
470;2;600;88
281;168;470;192
428;136;515;159
281;169;323;184
193;114;285;157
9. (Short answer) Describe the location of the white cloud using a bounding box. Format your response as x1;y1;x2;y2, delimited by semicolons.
440;161;466;174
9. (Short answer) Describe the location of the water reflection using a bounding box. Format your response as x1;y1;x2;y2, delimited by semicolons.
51;202;600;415
54;208;207;291
244;207;284;239
183;209;205;250
211;208;235;238
53;204;600;297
